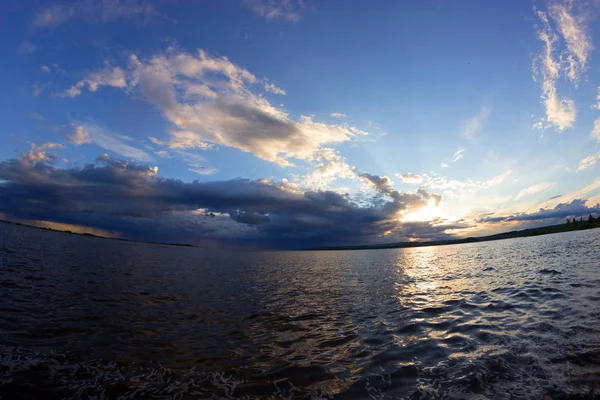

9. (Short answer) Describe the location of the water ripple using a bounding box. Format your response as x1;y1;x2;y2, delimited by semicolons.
0;224;599;398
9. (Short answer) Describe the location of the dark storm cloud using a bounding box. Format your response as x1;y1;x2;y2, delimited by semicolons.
0;156;453;248
478;199;600;223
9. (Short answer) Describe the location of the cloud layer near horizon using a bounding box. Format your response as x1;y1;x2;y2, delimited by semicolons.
0;155;461;248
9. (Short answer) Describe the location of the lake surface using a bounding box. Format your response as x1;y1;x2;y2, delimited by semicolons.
0;222;599;399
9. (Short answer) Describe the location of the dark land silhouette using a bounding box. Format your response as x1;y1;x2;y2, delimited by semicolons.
309;214;600;251
0;214;598;250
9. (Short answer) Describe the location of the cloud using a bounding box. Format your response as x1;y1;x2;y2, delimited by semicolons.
27;112;45;121
60;48;368;166
440;162;449;168
592;118;600;142
264;82;286;95
243;0;303;21
358;172;442;209
577;152;600;171
543;87;577;130
17;41;37;55
22;142;65;164
32;82;52;97
461;106;491;140
175;150;218;175
532;1;593;131
0;155;453;248
68;123;152;161
60;65;127;98
515;182;554;200
302;148;356;189
452;148;465;162
548;1;593;83
478;199;600;223
40;65;51;73
425;171;509;191
594;87;600;111
330;113;347;119
31;0;167;29
396;173;423;184
66;126;92;146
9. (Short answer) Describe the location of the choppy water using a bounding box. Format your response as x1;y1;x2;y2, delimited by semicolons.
0;223;599;399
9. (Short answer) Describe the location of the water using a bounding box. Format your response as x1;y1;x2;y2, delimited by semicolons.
0;222;599;399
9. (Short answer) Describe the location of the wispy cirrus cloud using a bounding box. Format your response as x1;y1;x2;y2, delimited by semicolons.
32;82;51;97
395;170;511;200
67;123;152;161
329;113;347;119
243;0;303;21
514;182;554;200
577;152;600;171
591;118;600;142
31;0;168;29
452;148;465;162
263;82;286;95
461;106;491;140
176;150;218;176
17;41;37;55
532;0;593;131
59;48;368;167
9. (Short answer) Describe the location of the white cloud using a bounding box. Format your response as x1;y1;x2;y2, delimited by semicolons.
66;126;92;146
330;113;347;119
23;142;65;163
396;173;423;184
461;106;491;140
243;0;302;21
32;0;165;29
515;182;554;200
40;65;51;73
440;162;449;168
70;123;152;161
577;152;600;171
592;118;600;142
543;86;576;130
400;170;511;200
593;87;600;111
452;148;465;162
532;1;593;131
17;41;37;55
176;150;217;175
27;112;45;121
549;2;592;83
264;82;286;95
60;65;127;97
428;171;509;191
302;148;356;189
61;48;368;167
32;82;51;97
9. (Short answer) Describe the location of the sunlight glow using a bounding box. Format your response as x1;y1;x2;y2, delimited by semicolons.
402;204;442;222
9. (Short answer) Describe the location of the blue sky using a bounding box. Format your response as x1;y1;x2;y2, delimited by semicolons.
1;0;599;248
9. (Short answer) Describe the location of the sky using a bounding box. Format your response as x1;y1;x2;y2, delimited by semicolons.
1;0;600;249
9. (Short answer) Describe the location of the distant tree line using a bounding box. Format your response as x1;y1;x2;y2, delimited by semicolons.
565;213;598;228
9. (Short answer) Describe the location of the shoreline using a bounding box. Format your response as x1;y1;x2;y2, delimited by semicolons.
1;217;598;251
